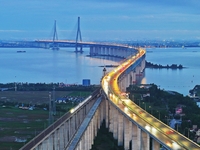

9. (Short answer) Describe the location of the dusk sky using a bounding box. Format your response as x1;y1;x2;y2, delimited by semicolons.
1;0;200;41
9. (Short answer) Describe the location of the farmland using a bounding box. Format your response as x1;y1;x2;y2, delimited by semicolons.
0;89;92;150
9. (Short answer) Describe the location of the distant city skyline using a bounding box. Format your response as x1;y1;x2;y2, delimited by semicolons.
1;0;200;41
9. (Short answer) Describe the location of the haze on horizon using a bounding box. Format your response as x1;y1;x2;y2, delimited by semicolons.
1;0;200;41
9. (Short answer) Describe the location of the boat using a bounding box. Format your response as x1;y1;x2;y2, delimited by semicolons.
17;50;26;53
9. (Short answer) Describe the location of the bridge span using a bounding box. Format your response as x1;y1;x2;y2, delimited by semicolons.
20;43;200;150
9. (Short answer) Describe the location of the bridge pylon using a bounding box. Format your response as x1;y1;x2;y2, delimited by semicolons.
75;17;83;53
52;20;59;50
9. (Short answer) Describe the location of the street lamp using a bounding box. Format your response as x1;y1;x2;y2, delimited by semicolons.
187;120;192;128
138;98;141;106
149;106;152;114
142;102;146;110
165;116;169;125
184;128;190;138
157;111;160;120
176;124;179;132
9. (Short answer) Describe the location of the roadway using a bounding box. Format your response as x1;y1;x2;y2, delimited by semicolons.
101;47;200;150
35;39;130;49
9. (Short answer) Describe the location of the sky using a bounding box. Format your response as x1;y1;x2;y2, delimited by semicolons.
1;0;200;41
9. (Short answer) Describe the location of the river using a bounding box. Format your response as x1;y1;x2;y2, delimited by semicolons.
143;47;200;95
0;47;200;95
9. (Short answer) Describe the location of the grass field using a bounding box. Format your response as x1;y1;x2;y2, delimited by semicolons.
0;90;91;150
0;106;49;150
0;91;73;105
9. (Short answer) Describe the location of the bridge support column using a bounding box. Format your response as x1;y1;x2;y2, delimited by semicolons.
75;113;78;130
37;42;50;49
117;49;120;58
132;70;136;85
91;118;94;146
109;104;114;133
102;47;106;55
76;141;81;150
113;107;118;139
108;47;111;56
41;138;48;150
125;74;130;90
100;100;104;126
65;120;69;145
131;124;138;150
85;127;89;150
59;125;65;149
141;58;146;71
90;46;95;56
95;47;100;55
71;114;76;135
97;106;101;129
152;139;160;150
93;109;98;138
118;77;123;92
47;134;54;150
141;130;150;150
121;49;126;58
128;73;132;87
137;127;142;150
35;143;41;150
68;117;73;140
79;131;85;150
105;99;109;128
99;46;102;55
53;130;59;150
80;107;84;126
135;66;142;84
88;123;92;150
118;112;123;146
124;117;131;150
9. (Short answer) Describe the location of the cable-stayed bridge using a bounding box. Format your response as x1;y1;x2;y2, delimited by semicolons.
6;17;199;150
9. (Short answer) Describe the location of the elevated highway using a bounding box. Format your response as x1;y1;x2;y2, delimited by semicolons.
101;47;200;150
19;42;200;150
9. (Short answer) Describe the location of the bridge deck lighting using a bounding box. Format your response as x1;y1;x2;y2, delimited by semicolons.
70;108;75;114
152;127;157;135
166;141;172;148
106;75;110;81
132;113;136;117
145;125;151;131
172;141;181;149
124;106;129;112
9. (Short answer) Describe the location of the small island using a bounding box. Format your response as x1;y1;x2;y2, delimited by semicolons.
146;61;185;69
99;65;119;68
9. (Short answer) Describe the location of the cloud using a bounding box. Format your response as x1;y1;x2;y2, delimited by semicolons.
1;0;200;40
0;30;24;33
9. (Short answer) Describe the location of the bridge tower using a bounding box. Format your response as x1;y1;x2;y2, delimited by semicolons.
75;17;83;53
52;20;59;50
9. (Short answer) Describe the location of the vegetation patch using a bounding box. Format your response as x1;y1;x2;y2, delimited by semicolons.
91;121;124;150
127;84;200;142
0;83;97;150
